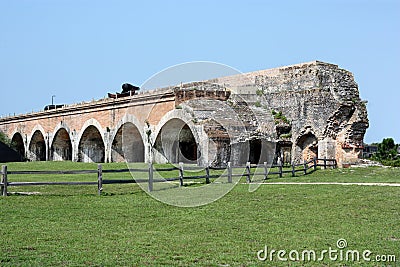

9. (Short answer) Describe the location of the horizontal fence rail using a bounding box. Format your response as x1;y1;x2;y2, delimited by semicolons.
0;158;336;196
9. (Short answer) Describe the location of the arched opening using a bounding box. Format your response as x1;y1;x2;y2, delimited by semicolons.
28;130;46;161
11;132;25;159
179;124;197;161
111;123;144;162
296;133;318;162
154;119;198;164
51;128;72;161
78;125;105;163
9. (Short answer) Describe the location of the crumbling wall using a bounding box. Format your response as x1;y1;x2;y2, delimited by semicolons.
214;61;369;165
174;82;231;107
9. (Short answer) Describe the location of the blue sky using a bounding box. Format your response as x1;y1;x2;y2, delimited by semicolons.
0;0;399;143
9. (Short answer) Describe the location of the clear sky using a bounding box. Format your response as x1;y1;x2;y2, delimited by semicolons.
0;0;399;144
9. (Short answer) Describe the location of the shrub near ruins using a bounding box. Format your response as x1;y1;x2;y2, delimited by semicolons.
372;138;400;167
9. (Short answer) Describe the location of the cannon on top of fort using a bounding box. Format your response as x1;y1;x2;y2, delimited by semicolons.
108;83;140;99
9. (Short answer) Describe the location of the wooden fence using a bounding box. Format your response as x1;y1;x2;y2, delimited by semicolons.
0;158;336;197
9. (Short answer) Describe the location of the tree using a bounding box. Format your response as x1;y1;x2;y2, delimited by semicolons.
373;138;399;161
0;131;11;146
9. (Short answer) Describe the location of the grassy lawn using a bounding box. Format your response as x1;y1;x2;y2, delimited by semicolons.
263;165;400;184
0;162;399;266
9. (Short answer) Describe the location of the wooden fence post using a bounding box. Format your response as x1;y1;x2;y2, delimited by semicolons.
178;162;184;187
324;157;327;169
227;162;232;183
313;157;317;171
303;160;307;175
0;165;4;196
148;162;153;192
263;162;268;180
97;164;102;196
279;161;283;178
205;165;210;184
1;165;7;197
291;162;295;177
245;162;251;183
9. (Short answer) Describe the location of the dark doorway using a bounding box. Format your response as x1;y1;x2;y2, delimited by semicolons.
249;139;262;164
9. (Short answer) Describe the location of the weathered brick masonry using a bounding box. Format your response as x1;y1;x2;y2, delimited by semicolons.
0;61;368;167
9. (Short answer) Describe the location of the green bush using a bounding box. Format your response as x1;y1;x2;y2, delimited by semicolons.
0;131;11;146
372;138;398;160
381;159;400;167
371;138;399;167
271;110;290;124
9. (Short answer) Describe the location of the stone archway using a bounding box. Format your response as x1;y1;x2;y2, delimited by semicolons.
28;130;46;161
50;128;72;161
11;132;25;159
296;133;318;162
153;118;198;164
78;125;105;163
111;122;144;162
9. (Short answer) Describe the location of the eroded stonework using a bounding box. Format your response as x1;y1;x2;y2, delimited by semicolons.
218;61;369;166
175;61;369;166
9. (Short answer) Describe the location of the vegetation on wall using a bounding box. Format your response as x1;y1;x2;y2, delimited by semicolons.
279;133;292;139
271;110;290;124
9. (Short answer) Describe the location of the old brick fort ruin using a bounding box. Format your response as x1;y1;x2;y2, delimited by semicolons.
0;61;369;167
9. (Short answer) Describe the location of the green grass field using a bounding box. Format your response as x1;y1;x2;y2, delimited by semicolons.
0;162;399;266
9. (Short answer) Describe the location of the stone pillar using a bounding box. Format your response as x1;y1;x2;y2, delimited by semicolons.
45;133;50;161
230;141;249;166
318;138;336;160
195;125;208;167
71;131;78;162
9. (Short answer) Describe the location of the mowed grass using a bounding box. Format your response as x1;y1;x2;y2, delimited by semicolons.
0;161;399;266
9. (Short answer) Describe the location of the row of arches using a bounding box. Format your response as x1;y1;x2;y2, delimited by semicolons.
9;115;320;165
11;124;143;163
10;117;196;164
